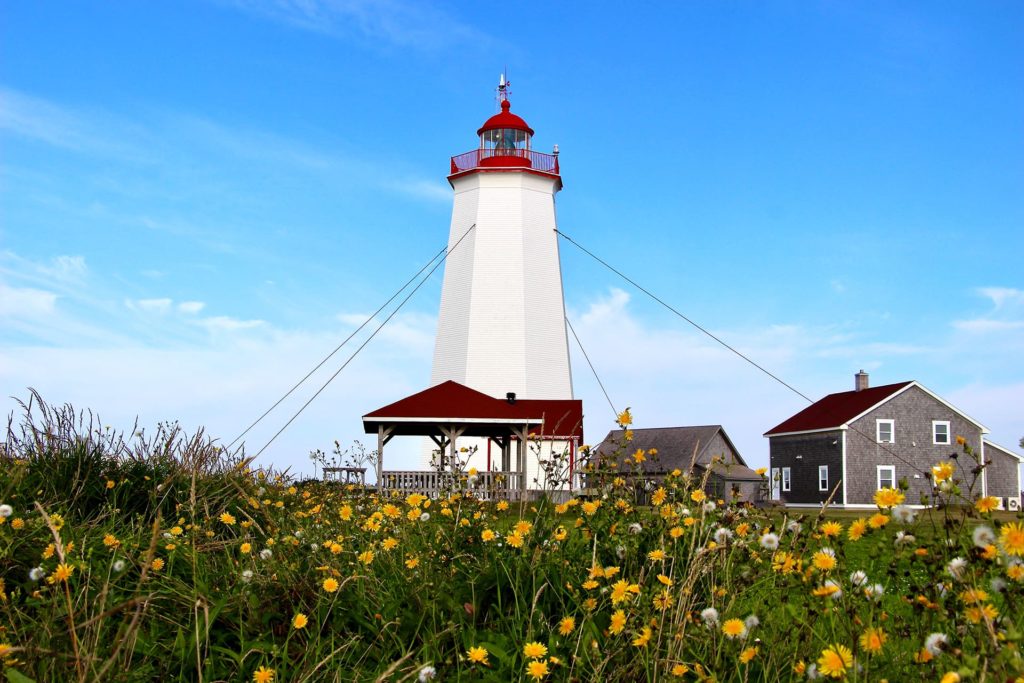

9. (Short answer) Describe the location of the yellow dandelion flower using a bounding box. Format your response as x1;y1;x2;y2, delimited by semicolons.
671;663;690;676
496;500;510;511
739;646;758;664
632;626;652;647
466;645;489;665
873;488;904;509
931;461;955;483
322;577;339;593
817;644;853;678
10;518;24;530
940;673;961;683
651;487;667;505
506;532;524;548
252;665;275;682
965;603;998;624
481;529;496;542
292;613;308;629
240;542;252;554
526;659;549;680
103;534;120;548
848;518;868;541
975;496;1000;513
617;408;633;426
669;526;684;538
558;616;575;636
648;549;666;561
820;521;842;538
581;500;601;515
859;627;886;653
868;513;890;529
220;512;236;525
357;550;374;565
812;549;837;572
53;563;74;582
609;609;627;635
523;641;547;659
514;520;533;536
405;557;419;569
722;619;746;639
106;479;116;489
1000;522;1024;556
151;558;164;571
690;490;706;503
657;574;673;586
582;579;599;590
382;537;398;551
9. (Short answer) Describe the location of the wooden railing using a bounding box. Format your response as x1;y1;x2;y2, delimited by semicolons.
380;470;524;501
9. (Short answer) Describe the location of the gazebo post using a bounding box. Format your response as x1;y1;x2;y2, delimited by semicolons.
513;424;529;497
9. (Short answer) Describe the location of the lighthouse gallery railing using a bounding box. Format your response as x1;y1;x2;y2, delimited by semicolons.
450;148;559;175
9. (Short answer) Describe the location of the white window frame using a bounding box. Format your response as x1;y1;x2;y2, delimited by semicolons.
932;420;951;445
781;466;791;492
877;465;895;490
818;465;829;491
876;419;895;444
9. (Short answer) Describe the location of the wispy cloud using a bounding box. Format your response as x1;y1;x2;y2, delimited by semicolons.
221;0;490;50
952;286;1024;334
0;284;58;317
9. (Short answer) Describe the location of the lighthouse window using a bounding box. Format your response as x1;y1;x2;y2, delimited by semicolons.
482;129;528;151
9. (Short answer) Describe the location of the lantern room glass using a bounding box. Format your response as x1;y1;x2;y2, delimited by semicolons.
481;128;530;153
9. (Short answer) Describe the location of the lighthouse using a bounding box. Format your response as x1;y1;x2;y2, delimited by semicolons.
431;78;574;402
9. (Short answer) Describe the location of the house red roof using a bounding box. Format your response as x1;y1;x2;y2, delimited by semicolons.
363;380;582;440
764;381;913;436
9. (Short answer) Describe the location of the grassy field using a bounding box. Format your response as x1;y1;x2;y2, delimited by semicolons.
1;396;1023;682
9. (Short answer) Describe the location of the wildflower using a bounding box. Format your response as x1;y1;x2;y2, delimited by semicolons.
892;505;916;524
617;408;633;426
700;607;719;627
632;449;646;463
999;521;1024;556
322;577;339;593
53;563;74;582
863;583;884;601
419;512;430;522
151;558;164;571
0;504;11;518
466;645;489;665
671;664;690;676
253;666;275;682
931;461;955;483
610;579;638;604
632;626;652;647
975;496;1000;513
496;500;510;511
894;531;916;546
106;480;116;489
526;659;549;680
220;512;236;525
648;549;666;561
850;570;868;587
940;674;960;683
759;533;780;550
874;488;904;509
417;665;436;682
924;632;948;656
240;542;252;554
690;490;706;503
113;560;126;573
103;534;120;549
609;609;627;634
787;520;802;535
558;616;575;636
816;644;853;678
946;557;968;580
713;528;733;544
523;642;547;659
259;548;273;560
657;574;673;586
848;518;868;541
722;619;746;639
629;522;643;535
812;581;842;599
820;521;842;537
241;569;253;583
739;646;758;664
581;501;600;516
10;518;24;530
405;557;420;569
812;548;837;572
859;627;886;653
358;550;374;565
29;566;45;581
868;513;889;529
965;603;998;624
481;529;496;542
506;532;524;548
651;487;667;505
293;613;308;629
653;590;673;610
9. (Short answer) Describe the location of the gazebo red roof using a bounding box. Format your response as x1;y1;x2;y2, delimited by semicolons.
363;380;582;440
764;381;913;436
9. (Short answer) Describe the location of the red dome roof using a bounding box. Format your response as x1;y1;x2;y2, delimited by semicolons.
477;100;534;136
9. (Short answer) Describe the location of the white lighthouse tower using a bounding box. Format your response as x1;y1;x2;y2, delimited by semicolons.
431;78;573;402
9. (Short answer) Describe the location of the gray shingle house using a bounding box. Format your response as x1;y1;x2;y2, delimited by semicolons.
765;371;1023;509
594;426;763;503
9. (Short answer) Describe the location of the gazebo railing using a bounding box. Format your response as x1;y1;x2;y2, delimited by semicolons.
381;470;524;500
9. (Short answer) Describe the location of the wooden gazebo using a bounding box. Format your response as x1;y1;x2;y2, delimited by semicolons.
362;381;583;497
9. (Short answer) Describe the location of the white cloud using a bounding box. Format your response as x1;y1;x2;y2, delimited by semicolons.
178;301;206;314
198;316;266;332
0;284;58;317
127;298;174;313
951;319;1024;333
977;286;1024;310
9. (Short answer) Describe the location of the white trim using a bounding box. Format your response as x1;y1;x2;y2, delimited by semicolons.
840;432;848;506
876;419;895;444
781;466;791;492
364;416;544;424
877;465;895;490
765;426;848;438
818;465;829;492
843;382;916;429
932;420;951;445
841;503;932;510
980;439;988;497
770;467;781;501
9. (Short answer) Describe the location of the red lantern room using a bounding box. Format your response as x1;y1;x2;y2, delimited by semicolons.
449;77;560;180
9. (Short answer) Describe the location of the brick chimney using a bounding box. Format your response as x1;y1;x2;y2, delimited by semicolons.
855;370;869;392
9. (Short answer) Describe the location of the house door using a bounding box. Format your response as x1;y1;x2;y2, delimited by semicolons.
770;468;781;501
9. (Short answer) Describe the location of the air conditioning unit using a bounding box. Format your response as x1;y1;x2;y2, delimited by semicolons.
996;497;1006;510
1008;498;1021;512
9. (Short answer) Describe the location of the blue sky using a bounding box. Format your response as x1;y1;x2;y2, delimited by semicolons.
2;1;1022;475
